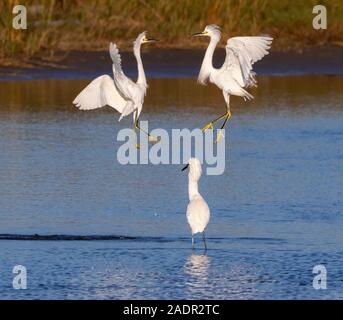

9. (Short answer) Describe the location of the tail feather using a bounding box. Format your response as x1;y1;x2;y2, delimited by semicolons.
241;88;254;101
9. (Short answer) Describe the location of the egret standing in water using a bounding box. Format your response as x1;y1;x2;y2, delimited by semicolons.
192;24;273;143
182;158;210;251
73;31;158;143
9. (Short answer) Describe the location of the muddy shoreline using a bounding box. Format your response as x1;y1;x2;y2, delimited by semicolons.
0;46;342;80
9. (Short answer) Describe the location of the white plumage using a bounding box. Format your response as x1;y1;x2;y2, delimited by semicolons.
183;158;210;250
73;32;158;140
73;74;127;112
193;24;273;142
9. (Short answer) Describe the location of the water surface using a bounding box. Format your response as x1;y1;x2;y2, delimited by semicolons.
0;76;342;299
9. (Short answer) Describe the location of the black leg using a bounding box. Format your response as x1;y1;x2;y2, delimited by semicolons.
202;232;207;251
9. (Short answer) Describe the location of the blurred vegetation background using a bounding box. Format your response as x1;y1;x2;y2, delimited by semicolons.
1;0;342;65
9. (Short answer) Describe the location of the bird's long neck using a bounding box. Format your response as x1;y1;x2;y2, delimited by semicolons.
188;178;200;200
134;45;147;88
198;36;220;83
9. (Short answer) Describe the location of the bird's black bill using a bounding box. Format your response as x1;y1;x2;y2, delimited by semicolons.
181;164;189;171
192;32;204;37
147;38;159;42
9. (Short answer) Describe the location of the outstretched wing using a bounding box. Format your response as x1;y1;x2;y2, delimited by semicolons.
224;36;273;88
109;42;136;100
73;75;127;113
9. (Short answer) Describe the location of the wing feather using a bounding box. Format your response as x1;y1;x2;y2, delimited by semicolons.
109;42;136;99
73;75;127;113
224;36;273;88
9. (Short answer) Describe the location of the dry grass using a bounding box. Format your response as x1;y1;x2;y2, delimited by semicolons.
1;0;342;66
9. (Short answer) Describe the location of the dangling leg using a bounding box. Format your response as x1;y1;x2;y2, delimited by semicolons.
133;110;141;149
214;108;231;144
133;110;159;145
214;93;231;144
202;92;231;135
202;232;207;251
191;234;195;250
202;109;229;132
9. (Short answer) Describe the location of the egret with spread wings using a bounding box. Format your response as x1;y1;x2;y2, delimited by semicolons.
73;32;158;143
193;24;273;143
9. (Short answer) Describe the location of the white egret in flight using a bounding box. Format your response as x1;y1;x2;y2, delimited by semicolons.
193;24;273;143
182;158;210;251
73;32;158;144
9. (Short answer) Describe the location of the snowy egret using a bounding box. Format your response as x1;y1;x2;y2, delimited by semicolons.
193;24;273;143
73;31;158;143
182;158;210;250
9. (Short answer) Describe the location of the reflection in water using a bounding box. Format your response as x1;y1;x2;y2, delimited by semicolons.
184;253;260;299
184;254;210;296
0;76;342;115
185;254;210;279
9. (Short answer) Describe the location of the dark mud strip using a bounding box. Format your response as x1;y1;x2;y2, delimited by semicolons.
0;234;178;242
0;234;285;243
0;234;136;241
1;46;342;80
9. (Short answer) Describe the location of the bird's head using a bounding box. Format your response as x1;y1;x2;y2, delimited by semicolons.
134;31;159;47
192;24;221;40
182;158;202;181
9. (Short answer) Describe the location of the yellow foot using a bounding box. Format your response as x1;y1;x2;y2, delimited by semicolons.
135;143;141;149
214;129;225;144
202;122;214;132
148;135;160;143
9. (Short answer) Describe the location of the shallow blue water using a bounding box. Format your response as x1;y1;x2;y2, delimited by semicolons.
0;76;342;299
1;241;342;299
